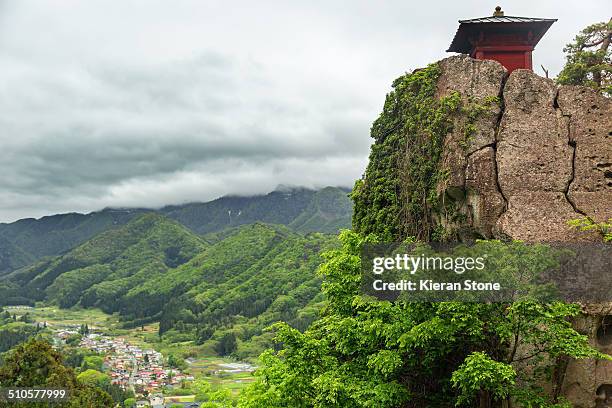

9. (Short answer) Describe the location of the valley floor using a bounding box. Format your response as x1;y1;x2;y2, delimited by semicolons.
6;305;257;399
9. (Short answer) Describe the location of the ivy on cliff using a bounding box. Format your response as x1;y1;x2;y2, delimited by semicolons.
351;63;461;242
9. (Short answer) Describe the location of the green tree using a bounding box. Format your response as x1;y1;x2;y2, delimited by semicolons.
65;333;82;347
451;352;515;407
0;322;38;352
197;325;215;344
76;369;132;405
123;397;136;408
240;232;609;408
557;19;612;95
167;353;187;370
0;338;113;408
76;369;109;387
215;332;237;356
193;379;213;402
82;355;104;371
18;312;32;323
62;348;86;368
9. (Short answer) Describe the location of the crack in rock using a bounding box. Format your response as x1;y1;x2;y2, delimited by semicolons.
555;89;588;216
491;73;509;228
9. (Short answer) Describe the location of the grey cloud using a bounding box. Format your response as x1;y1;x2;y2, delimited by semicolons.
0;0;608;222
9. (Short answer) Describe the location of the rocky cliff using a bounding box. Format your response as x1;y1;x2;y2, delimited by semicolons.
435;55;610;243
435;55;611;408
354;54;611;407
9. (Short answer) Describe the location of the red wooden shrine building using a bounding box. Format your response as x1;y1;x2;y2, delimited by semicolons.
447;6;556;73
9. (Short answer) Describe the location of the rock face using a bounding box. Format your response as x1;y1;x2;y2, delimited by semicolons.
432;55;612;407
496;70;583;242
435;56;507;238
557;85;612;223
435;56;611;244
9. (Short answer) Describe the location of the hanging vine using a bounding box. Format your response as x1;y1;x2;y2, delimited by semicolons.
351;63;461;241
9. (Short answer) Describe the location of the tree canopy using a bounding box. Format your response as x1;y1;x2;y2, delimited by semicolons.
557;19;612;95
239;232;609;407
0;338;113;408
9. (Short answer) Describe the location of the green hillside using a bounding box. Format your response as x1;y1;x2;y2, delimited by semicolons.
0;210;145;275
5;213;207;307
0;237;34;274
0;187;351;275
1;214;337;358
289;186;353;233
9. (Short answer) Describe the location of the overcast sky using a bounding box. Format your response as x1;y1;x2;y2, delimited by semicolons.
0;0;607;222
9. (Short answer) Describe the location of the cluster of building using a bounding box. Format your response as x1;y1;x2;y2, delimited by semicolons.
78;334;194;393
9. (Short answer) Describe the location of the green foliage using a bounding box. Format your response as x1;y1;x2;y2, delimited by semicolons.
124;397;136;408
0;321;40;352
167;353;188;370
458;96;499;151
46;265;113;308
351;63;461;241
75;368;133;405
557;20;612;95
65;333;82;347
17;312;32;323
192;378;213;401
62;347;87;368
82;355;104;371
191;379;236;407
215;332;237;356
0;338;113;407
568;216;612;242
76;369;109;386
451;352;515;406
240;231;609;407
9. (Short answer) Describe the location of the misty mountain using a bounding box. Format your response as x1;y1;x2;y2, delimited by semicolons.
0;186;352;275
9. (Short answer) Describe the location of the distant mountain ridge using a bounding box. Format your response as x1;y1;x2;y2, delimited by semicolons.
0;186;352;275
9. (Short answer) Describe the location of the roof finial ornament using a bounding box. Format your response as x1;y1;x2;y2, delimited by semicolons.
493;6;504;17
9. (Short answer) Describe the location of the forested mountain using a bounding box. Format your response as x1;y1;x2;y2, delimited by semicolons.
161;186;351;234
0;210;144;276
0;236;35;274
1;213;207;306
288;186;353;233
0;214;337;357
0;186;351;275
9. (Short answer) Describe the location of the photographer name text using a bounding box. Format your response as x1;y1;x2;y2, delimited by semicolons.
372;279;501;292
